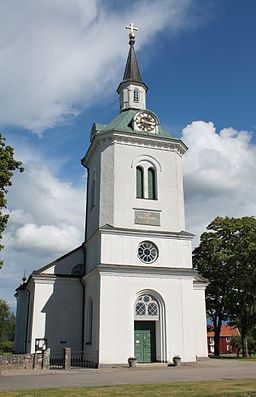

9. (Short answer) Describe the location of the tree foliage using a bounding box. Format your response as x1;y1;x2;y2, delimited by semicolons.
0;133;23;269
193;216;256;357
0;298;15;353
231;335;256;357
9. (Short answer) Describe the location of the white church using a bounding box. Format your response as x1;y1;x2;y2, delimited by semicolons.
15;25;208;366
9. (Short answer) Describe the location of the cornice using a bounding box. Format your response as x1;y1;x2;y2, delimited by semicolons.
84;225;194;247
98;225;194;240
81;140;101;168
92;263;195;278
31;272;81;283
82;130;187;167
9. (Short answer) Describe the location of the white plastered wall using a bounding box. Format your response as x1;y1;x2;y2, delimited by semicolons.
193;285;208;358
98;271;198;365
83;271;100;363
91;137;186;235
14;289;29;353
86;150;102;240
85;233;101;273
115;141;185;232
28;277;83;353
100;232;192;269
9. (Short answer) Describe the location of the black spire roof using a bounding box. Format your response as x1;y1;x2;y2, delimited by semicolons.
117;33;148;93
122;40;142;83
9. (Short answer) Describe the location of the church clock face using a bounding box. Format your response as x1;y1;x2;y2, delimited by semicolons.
138;241;158;264
135;112;157;132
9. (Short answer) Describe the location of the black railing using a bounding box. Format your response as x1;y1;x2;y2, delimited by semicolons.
49;350;64;369
71;351;97;368
50;349;98;369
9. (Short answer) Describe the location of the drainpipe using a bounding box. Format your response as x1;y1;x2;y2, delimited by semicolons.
80;162;89;351
24;286;31;354
79;269;86;351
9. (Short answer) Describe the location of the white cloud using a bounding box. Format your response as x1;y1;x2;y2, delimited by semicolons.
7;209;33;225
10;223;81;255
4;158;85;254
7;160;85;227
1;154;85;308
0;0;194;133
182;121;256;244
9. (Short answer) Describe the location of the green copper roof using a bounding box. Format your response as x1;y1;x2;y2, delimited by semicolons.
90;109;178;141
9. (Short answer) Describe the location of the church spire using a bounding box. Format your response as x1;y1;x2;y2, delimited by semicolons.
117;23;147;112
122;23;142;83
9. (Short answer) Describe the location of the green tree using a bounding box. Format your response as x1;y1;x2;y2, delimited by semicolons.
193;217;233;355
224;217;256;357
193;216;256;357
231;335;256;357
0;133;23;269
0;299;15;353
230;335;242;357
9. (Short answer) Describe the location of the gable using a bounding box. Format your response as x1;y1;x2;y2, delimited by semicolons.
35;245;84;276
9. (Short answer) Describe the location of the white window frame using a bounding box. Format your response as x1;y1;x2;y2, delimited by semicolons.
135;294;159;321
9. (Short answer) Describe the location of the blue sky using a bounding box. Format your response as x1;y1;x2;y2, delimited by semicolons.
1;0;256;308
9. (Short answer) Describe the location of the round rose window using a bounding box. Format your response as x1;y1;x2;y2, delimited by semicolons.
138;241;158;264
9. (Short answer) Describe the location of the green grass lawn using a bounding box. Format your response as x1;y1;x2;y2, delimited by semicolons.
1;380;256;397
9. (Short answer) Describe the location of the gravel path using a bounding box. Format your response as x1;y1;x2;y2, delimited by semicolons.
1;359;256;391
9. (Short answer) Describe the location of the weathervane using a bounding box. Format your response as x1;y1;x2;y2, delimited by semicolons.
125;22;138;44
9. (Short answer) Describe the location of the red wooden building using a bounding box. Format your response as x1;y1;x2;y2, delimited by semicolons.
207;324;240;354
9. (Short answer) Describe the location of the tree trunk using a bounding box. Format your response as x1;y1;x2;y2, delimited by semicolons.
241;314;249;357
213;317;222;356
242;334;249;357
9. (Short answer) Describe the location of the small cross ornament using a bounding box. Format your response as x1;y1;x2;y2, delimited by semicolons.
125;22;138;41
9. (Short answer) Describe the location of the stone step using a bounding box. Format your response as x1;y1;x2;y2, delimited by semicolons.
136;362;168;368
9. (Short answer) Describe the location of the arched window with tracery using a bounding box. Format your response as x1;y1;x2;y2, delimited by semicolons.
136;166;144;198
148;167;156;200
134;88;139;103
135;294;159;320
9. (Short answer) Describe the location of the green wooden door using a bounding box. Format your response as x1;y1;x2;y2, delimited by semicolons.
143;330;152;362
134;322;156;363
134;330;144;362
134;330;151;362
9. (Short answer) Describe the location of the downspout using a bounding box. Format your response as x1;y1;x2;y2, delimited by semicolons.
80;161;90;351
24;286;31;354
79;275;85;351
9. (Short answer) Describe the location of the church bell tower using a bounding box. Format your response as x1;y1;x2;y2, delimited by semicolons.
81;24;208;366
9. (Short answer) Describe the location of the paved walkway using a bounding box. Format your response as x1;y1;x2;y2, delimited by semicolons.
1;359;256;391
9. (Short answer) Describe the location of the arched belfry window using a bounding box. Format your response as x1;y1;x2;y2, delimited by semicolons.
86;297;93;344
148;167;156;200
133;157;160;200
134;88;139;103
135;294;159;320
136;166;144;198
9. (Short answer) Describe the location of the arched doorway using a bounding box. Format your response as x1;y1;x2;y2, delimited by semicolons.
134;292;166;363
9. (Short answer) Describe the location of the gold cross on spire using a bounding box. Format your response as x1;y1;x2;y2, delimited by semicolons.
125;22;138;43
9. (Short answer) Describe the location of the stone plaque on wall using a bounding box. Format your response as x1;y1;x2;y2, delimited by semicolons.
134;210;160;226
